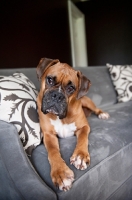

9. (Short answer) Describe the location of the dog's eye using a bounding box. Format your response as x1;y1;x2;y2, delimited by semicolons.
46;76;55;86
67;85;75;94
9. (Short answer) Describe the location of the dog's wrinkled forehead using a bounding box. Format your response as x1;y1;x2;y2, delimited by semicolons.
46;63;78;86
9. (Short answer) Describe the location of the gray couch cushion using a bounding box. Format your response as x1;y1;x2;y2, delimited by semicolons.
0;155;23;200
0;120;56;200
31;101;132;200
0;68;40;91
76;67;117;108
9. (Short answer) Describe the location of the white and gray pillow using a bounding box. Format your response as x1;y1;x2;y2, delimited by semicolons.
0;73;42;155
107;64;132;102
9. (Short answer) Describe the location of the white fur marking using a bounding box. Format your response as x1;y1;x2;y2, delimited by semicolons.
98;112;109;119
58;86;61;93
75;156;81;169
59;178;73;191
50;117;76;138
70;156;88;170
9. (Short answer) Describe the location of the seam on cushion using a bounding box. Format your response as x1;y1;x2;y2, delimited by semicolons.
0;153;25;200
106;174;132;200
0;122;25;199
0;129;56;199
27;155;57;196
75;142;132;182
0;122;26;198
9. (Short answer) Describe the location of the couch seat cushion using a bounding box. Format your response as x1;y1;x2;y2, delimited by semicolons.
31;101;132;200
0;120;56;200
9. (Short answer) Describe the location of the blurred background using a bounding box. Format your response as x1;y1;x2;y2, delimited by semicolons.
0;0;132;68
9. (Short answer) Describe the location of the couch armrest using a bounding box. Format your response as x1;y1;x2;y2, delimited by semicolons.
0;120;56;200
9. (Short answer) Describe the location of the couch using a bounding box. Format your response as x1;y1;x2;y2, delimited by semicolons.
0;66;132;200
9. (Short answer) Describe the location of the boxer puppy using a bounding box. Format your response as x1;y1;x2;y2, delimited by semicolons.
37;58;109;191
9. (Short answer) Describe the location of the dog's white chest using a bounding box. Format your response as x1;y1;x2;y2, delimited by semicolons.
50;117;76;138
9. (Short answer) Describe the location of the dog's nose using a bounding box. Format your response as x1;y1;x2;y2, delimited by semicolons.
51;91;64;102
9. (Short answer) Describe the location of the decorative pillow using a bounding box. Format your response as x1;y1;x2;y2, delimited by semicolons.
0;73;42;156
107;64;132;102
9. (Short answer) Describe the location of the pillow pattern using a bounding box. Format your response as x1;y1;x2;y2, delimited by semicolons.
107;64;132;102
0;73;42;155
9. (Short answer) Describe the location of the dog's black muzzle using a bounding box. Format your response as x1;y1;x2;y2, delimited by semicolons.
41;89;67;119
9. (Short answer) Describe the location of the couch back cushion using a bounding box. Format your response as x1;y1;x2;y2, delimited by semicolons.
0;66;117;108
76;66;117;108
0;68;40;91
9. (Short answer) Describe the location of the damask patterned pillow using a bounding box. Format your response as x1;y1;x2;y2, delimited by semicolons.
107;64;132;102
0;73;42;156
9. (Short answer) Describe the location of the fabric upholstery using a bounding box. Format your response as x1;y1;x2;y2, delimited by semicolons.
0;120;56;200
0;155;23;200
31;101;132;200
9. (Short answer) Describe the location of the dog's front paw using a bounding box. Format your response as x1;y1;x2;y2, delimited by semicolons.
51;164;74;191
70;151;90;170
98;112;109;119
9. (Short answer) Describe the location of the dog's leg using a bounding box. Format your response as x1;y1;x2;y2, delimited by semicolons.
70;125;90;170
81;96;109;119
44;133;74;191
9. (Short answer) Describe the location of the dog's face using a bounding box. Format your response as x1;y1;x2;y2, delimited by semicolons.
37;58;91;119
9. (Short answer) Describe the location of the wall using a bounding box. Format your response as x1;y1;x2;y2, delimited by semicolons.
0;0;71;68
76;0;132;66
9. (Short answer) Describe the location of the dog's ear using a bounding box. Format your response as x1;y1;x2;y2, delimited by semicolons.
77;71;91;99
36;58;59;80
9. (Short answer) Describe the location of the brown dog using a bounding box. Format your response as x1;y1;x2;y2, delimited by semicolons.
36;58;109;191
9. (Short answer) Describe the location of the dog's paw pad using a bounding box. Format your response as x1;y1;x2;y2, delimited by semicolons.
98;112;109;119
